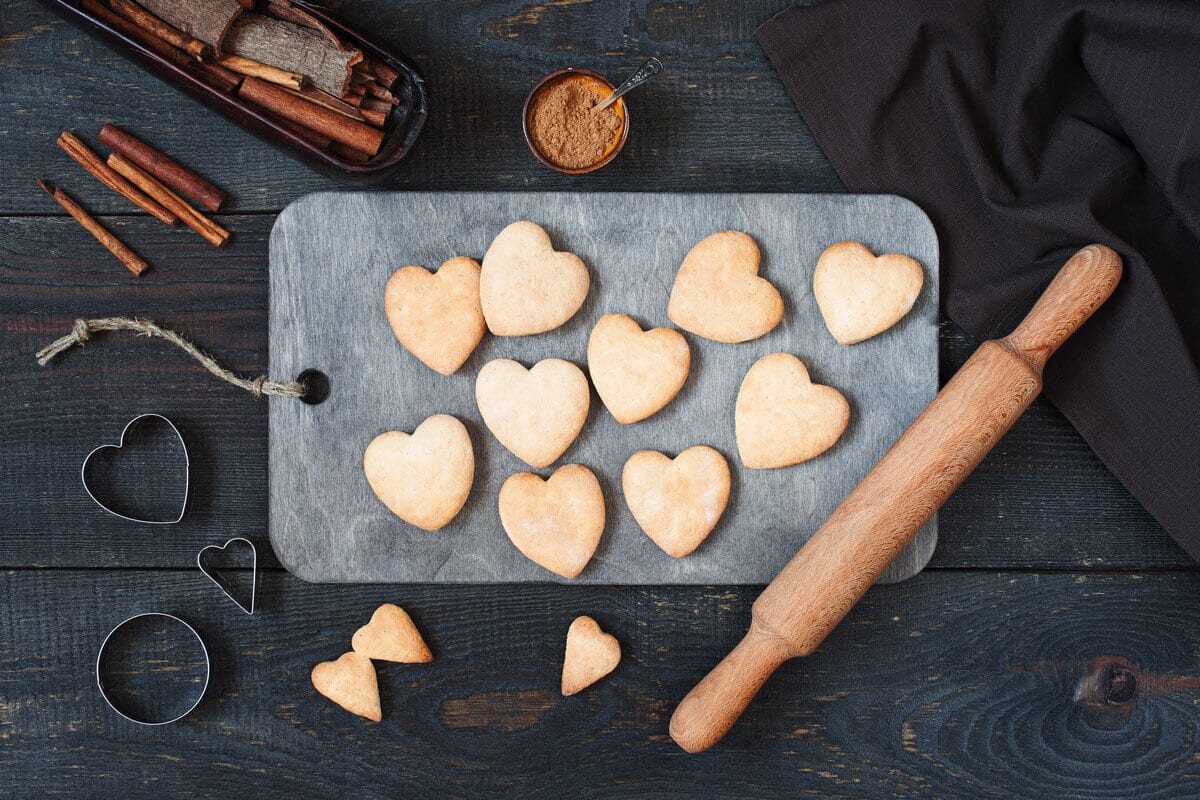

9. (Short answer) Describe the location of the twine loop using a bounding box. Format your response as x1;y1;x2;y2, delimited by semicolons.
36;317;306;400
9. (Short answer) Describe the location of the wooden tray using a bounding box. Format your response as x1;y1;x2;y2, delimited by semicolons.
268;192;939;584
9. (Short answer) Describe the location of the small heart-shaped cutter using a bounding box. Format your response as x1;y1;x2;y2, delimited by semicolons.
198;537;257;615
81;413;189;525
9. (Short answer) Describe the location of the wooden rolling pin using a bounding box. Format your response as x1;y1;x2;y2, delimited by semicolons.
670;244;1123;753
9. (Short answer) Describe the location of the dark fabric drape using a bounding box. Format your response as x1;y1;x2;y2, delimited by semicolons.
757;0;1200;559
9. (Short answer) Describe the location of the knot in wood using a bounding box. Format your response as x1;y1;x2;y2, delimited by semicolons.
1101;663;1138;705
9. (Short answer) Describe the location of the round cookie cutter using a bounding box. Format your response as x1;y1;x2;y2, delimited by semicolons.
96;612;210;725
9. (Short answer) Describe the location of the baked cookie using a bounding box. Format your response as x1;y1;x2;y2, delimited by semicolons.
561;616;621;696
736;353;849;469
352;604;433;664
813;241;924;345
667;230;784;343
311;651;381;722
622;446;731;558
499;464;605;579
587;313;690;424
480;221;590;335
475;358;590;468
384;256;485;375
363;415;474;531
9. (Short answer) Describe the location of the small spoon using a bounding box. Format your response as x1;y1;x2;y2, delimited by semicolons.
593;57;663;114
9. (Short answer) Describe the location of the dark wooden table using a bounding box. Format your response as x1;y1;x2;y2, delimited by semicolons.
3;2;1198;797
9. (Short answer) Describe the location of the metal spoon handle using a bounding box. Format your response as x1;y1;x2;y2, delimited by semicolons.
594;57;663;113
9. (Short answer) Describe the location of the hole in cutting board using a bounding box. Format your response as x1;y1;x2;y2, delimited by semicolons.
297;369;330;405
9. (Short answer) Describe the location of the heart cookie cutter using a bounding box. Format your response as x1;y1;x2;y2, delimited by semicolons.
96;612;211;726
198;537;257;615
82;413;189;524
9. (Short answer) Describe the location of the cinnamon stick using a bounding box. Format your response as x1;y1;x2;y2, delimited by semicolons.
328;141;374;163
266;0;341;46
107;153;231;248
80;0;192;68
98;125;227;212
137;0;243;54
225;12;361;96
57;132;177;225
218;54;305;89
237;76;384;154
286;84;363;118
37;179;148;276
187;59;243;94
110;0;212;60
273;116;334;149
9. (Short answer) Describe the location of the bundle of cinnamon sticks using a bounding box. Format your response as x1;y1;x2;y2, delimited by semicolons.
82;0;399;162
40;126;230;275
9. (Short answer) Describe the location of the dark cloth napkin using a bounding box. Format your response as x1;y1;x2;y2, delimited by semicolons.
756;0;1200;559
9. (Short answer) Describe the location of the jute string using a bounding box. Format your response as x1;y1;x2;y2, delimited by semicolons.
36;317;306;399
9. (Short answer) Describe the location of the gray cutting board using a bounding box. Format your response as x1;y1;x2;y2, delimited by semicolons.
268;192;939;584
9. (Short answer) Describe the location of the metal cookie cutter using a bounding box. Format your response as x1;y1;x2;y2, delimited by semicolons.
82;413;190;524
198;537;258;615
96;612;210;726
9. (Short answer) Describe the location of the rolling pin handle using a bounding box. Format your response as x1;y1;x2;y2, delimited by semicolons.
669;624;794;753
1004;244;1123;369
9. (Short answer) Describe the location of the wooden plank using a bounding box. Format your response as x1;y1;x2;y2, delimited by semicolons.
0;0;834;215
267;192;939;584
3;569;1199;797
0;214;1188;570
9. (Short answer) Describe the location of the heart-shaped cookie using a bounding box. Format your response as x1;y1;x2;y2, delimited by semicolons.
813;241;924;345
475;358;589;468
736;353;850;469
385;256;485;375
561;616;621;696
622;446;731;558
363;415;474;531
480;221;590;335
311;651;381;722
498;464;604;579
667;230;784;343
352;603;433;663
587;313;690;424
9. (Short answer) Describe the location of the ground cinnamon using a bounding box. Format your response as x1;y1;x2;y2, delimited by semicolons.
529;79;623;170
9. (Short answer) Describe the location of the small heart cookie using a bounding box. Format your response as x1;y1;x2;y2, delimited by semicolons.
311;651;381;722
363;415;474;531
736;353;849;469
587;313;690;424
480;221;590;335
813;241;924;345
499;464;605;579
561;616;621;696
475;358;589;468
622;446;731;558
352;603;433;664
667;231;784;343
385;257;485;375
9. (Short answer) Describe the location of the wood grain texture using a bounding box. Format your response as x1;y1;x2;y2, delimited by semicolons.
0;215;1186;570
3;568;1200;798
268;192;938;584
0;0;833;213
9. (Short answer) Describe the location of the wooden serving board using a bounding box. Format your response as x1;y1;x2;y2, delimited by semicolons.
268;192;939;584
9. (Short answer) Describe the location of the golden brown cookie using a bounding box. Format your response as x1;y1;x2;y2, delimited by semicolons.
475;358;590;468
561;616;621;696
480;221;590;335
352;603;433;664
384;257;485;375
363;415;474;531
498;464;605;579
587;313;691;424
667;230;784;343
735;353;849;469
622;446;731;557
311;651;381;722
813;241;924;345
